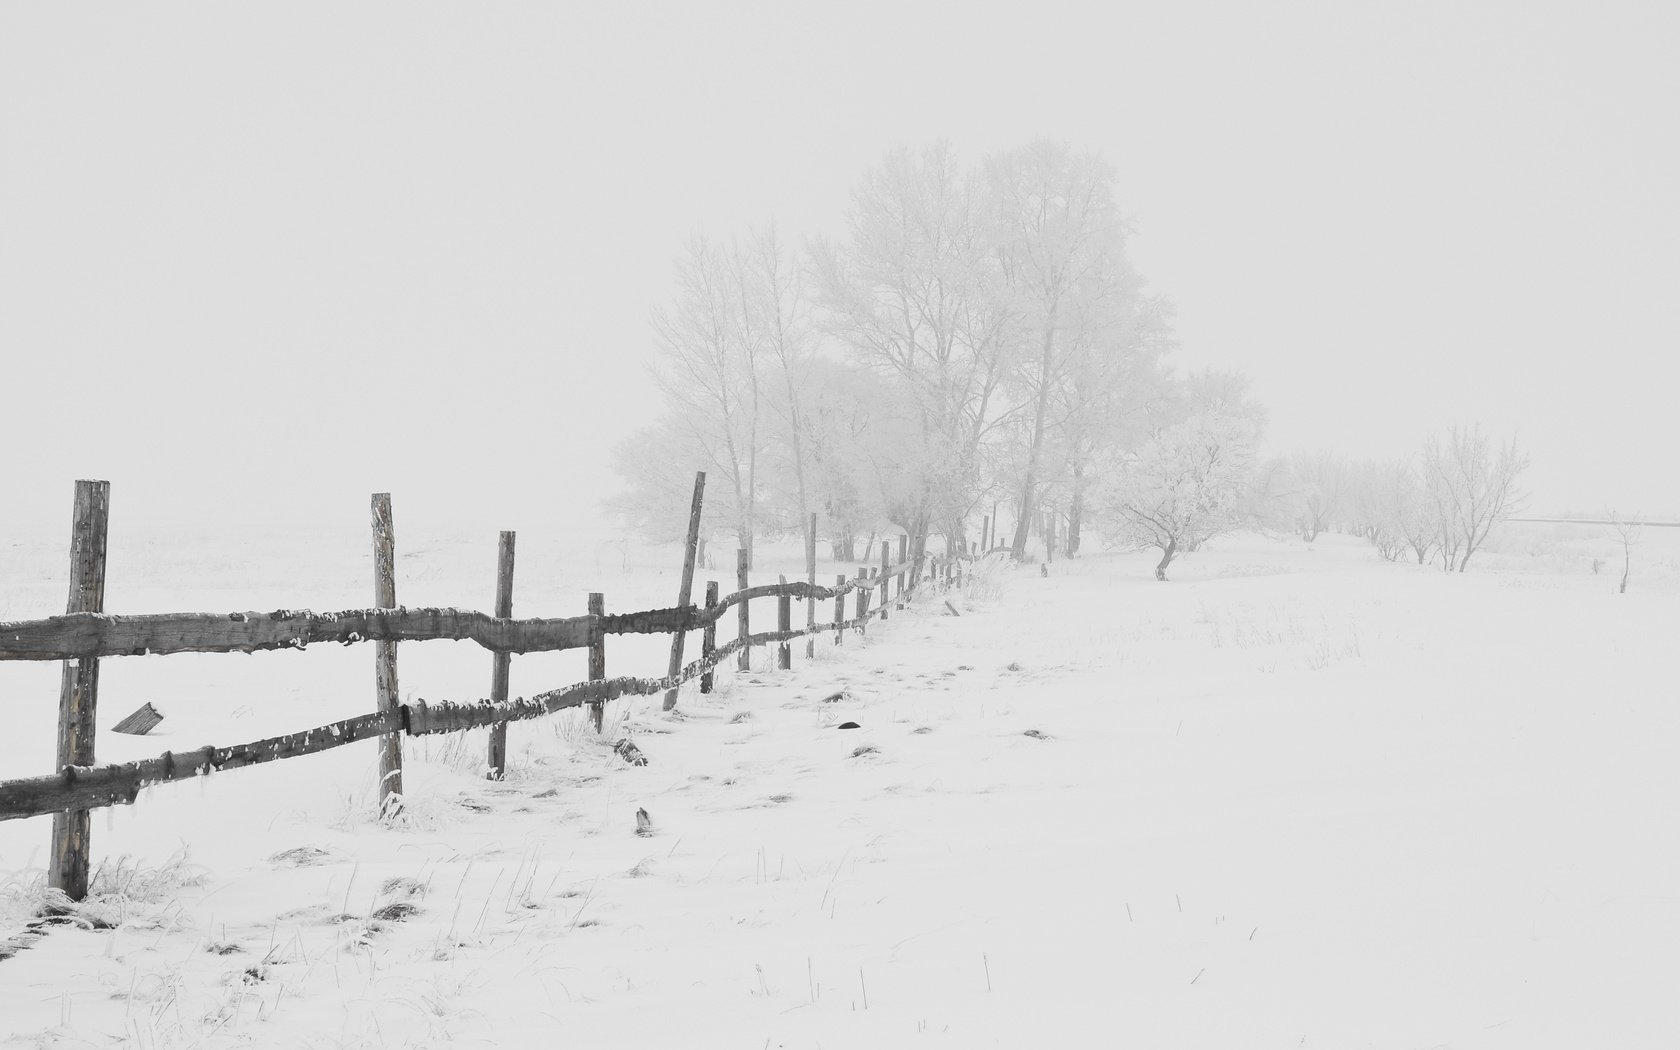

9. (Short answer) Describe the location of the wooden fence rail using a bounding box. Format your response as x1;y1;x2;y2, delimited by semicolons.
0;574;924;664
0;580;939;823
0;475;975;902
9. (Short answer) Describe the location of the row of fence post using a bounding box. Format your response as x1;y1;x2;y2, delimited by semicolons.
35;473;960;900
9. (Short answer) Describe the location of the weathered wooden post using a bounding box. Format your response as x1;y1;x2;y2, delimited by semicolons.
833;574;846;645
700;582;719;693
371;493;403;818
856;568;871;634
777;575;792;670
981;515;990;553
805;511;818;660
736;548;751;672
486;531;516;780
897;535;908;605
663;471;706;712
49;479;109;902
878;545;890;621
588;592;606;730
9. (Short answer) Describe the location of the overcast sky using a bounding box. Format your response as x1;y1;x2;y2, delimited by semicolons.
3;1;1676;542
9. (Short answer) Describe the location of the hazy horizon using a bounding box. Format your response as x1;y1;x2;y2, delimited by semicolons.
4;2;1677;539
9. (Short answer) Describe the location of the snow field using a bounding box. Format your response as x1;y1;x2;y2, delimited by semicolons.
1;524;1678;1047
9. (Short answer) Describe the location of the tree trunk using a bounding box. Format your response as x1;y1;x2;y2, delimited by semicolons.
945;517;967;559
1066;467;1085;557
1011;319;1059;559
1155;537;1177;581
830;527;856;563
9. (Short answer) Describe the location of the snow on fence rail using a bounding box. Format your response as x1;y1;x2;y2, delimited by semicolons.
0;475;968;902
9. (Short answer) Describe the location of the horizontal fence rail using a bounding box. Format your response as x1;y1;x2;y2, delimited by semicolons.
0;473;987;910
0;568;922;663
0;580;936;822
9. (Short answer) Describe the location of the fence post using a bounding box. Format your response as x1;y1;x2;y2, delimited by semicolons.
857;567;871;634
833;573;846;645
486;531;516;779
48;479;110;902
588;592;606;731
981;515;990;553
805;511;817;659
778;575;792;670
371;493;403;818
663;471;706;711
878;545;890;620
737;548;751;672
700;582;719;693
897;535;908;605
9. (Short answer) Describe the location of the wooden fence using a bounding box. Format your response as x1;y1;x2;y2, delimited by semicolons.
0;476;969;901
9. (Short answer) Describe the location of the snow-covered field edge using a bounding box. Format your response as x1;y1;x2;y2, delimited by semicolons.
2;522;1679;1048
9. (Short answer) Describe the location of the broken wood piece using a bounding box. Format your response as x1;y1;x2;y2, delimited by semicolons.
613;739;648;767
112;703;164;736
943;600;961;617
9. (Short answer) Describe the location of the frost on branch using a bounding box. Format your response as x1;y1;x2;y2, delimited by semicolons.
1096;409;1259;580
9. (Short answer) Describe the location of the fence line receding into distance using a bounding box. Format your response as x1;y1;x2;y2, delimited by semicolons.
0;475;972;902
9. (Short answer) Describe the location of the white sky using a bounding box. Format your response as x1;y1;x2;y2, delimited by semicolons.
3;1;1677;542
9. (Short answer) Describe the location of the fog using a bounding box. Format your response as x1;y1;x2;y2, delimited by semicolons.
3;1;1677;543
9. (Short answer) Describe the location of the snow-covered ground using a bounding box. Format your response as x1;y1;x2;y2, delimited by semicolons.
3;521;1679;1048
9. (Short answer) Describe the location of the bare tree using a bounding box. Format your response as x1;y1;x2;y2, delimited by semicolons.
736;225;814;539
811;143;1014;564
1291;451;1344;543
646;235;772;566
986;141;1153;561
1375;459;1439;565
1421;425;1528;572
1606;510;1641;594
795;357;881;561
606;414;728;568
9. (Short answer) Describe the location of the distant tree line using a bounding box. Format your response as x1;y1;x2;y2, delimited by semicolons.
1262;424;1529;572
609;140;1276;572
607;140;1527;582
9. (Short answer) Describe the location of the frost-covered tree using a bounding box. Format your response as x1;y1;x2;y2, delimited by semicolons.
788;357;885;561
1291;452;1344;542
1051;314;1173;556
637;234;773;565
1421;424;1527;572
612;141;1180;566
1241;456;1306;537
735;225;815;539
811;143;1014;562
986;140;1162;560
1096;409;1260;580
605;415;729;568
